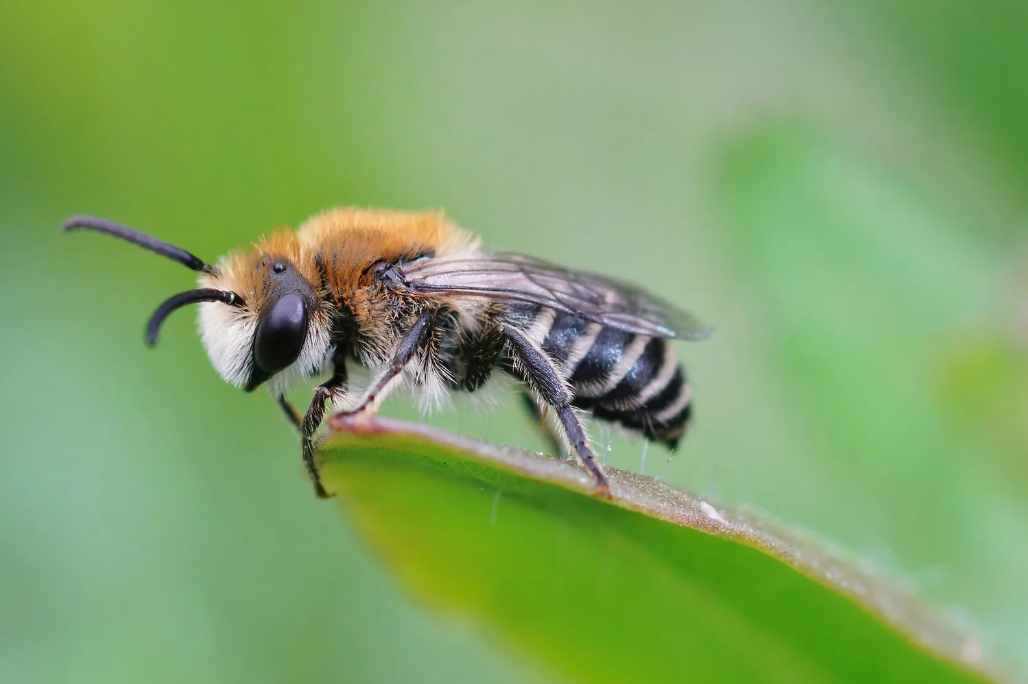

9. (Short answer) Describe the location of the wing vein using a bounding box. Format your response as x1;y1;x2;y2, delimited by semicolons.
401;252;711;340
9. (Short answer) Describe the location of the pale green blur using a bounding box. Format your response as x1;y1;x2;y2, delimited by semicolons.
2;2;1027;682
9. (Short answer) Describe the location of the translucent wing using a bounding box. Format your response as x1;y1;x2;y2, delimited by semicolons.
399;252;711;340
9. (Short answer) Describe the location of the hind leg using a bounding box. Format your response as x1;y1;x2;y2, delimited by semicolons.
501;325;609;495
519;391;566;458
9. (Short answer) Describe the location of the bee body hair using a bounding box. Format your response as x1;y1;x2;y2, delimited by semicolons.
66;207;705;497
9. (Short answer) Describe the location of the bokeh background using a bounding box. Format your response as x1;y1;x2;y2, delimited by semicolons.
2;2;1027;682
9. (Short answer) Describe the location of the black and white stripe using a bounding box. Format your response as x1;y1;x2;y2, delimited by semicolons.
532;310;694;448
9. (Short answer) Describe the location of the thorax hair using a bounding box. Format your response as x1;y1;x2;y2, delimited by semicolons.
205;208;476;303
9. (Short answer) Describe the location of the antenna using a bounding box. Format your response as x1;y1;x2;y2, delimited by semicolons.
146;289;245;346
63;215;216;275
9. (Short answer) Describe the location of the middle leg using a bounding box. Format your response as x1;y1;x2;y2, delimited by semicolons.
338;313;434;418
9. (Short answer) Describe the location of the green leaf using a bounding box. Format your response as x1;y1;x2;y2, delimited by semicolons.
319;416;999;684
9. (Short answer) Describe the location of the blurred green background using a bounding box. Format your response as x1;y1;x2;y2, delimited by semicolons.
2;1;1026;682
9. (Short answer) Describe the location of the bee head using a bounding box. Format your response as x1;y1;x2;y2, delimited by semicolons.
64;216;333;396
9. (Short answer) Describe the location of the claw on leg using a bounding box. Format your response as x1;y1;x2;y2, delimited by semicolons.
300;381;344;499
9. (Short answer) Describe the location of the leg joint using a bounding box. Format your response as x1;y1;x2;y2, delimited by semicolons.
500;325;569;406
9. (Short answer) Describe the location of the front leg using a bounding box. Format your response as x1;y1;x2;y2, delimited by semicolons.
277;395;302;429
299;374;347;498
277;393;335;497
339;313;434;418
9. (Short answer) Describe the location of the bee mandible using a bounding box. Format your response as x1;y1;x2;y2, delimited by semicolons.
65;208;710;497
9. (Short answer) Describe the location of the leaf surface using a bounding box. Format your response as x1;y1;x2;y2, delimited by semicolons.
320;416;999;684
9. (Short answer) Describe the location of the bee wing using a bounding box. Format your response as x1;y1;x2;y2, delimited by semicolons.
400;252;711;340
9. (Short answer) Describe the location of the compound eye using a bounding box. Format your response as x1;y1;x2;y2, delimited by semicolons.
254;293;308;374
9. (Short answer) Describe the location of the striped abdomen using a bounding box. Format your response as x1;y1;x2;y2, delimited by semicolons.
537;310;693;448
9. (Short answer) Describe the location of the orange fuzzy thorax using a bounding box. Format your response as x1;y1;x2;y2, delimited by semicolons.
194;208;481;391
202;207;477;306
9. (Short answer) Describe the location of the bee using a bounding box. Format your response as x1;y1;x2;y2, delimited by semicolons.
64;208;710;498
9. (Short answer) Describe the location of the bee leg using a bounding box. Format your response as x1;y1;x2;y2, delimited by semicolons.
277;395;302;430
339;314;433;418
300;374;347;499
519;392;565;459
553;405;611;497
501;326;611;497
